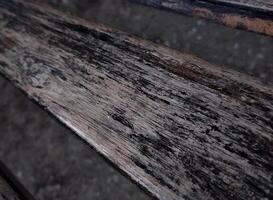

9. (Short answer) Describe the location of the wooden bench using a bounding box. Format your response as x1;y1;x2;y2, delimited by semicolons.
130;0;273;36
0;0;272;200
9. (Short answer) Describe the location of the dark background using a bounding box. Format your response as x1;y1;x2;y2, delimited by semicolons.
0;0;272;200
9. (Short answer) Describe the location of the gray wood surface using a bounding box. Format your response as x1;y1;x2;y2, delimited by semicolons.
130;0;273;36
0;1;273;200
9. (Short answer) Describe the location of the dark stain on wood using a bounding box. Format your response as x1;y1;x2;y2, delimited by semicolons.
0;1;273;200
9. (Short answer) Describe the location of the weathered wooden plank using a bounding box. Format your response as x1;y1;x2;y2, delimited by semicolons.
0;161;35;200
208;0;273;12
130;0;273;36
0;1;273;200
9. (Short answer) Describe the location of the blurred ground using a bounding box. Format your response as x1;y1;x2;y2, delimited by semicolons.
0;0;272;200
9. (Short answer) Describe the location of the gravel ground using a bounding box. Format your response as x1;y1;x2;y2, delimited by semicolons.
0;0;272;200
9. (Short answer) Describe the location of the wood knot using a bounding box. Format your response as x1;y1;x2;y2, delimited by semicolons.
181;61;201;71
16;54;66;88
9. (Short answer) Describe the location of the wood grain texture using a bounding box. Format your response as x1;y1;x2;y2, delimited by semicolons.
130;0;273;36
0;1;273;199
